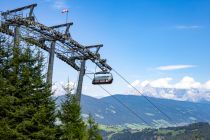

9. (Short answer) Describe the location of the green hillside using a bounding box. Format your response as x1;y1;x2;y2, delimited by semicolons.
101;122;210;140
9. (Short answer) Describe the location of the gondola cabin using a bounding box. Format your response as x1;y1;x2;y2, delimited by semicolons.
92;72;113;85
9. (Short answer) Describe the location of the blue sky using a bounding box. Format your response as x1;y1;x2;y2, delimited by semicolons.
1;0;210;97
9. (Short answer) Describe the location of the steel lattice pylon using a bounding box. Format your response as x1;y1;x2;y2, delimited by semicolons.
0;4;112;103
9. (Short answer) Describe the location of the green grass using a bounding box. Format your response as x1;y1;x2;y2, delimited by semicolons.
99;124;125;132
157;129;185;136
99;123;150;132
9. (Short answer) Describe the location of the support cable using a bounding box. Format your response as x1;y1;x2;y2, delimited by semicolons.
85;74;152;127
112;68;177;126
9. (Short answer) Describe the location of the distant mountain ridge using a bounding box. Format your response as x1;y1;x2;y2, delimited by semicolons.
127;85;210;102
53;82;210;102
56;94;210;127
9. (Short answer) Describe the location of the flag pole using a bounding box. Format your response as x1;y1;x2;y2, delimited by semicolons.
66;11;68;23
62;9;69;24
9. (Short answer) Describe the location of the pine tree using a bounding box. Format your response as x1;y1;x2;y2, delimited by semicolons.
59;82;87;140
87;114;102;140
0;36;20;139
0;39;56;139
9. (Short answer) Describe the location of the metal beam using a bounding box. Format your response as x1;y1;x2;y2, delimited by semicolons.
47;41;56;86
49;22;73;38
0;26;81;71
76;60;86;104
1;4;37;17
56;53;80;71
85;44;103;49
49;22;73;29
86;44;103;55
4;17;112;71
14;26;20;48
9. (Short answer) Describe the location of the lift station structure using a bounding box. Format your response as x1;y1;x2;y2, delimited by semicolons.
0;4;113;104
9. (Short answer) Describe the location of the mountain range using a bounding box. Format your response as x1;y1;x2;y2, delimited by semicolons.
56;93;210;128
126;85;210;102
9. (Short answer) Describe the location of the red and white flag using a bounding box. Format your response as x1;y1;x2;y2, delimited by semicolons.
62;9;69;13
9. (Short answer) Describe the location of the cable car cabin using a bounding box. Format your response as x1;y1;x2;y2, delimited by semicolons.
92;72;113;85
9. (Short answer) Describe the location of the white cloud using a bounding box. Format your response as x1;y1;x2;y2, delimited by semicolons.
128;78;172;89
129;80;141;88
129;76;210;90
175;25;202;30
128;77;210;102
203;81;210;89
157;65;196;71
141;80;150;87
52;81;76;97
129;80;151;88
174;76;201;89
150;78;172;88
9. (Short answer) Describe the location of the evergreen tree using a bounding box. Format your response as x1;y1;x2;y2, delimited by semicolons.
0;37;20;139
0;39;56;139
59;82;87;140
87;114;102;140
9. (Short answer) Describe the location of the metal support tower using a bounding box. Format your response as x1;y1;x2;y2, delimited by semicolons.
47;41;56;86
0;4;113;104
76;60;86;104
14;27;20;48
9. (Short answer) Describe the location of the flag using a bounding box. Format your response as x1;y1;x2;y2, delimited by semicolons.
62;9;69;13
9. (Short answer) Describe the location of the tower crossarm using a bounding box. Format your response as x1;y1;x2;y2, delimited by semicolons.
2;15;112;71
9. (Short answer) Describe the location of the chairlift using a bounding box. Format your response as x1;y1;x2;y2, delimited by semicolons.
92;71;113;85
